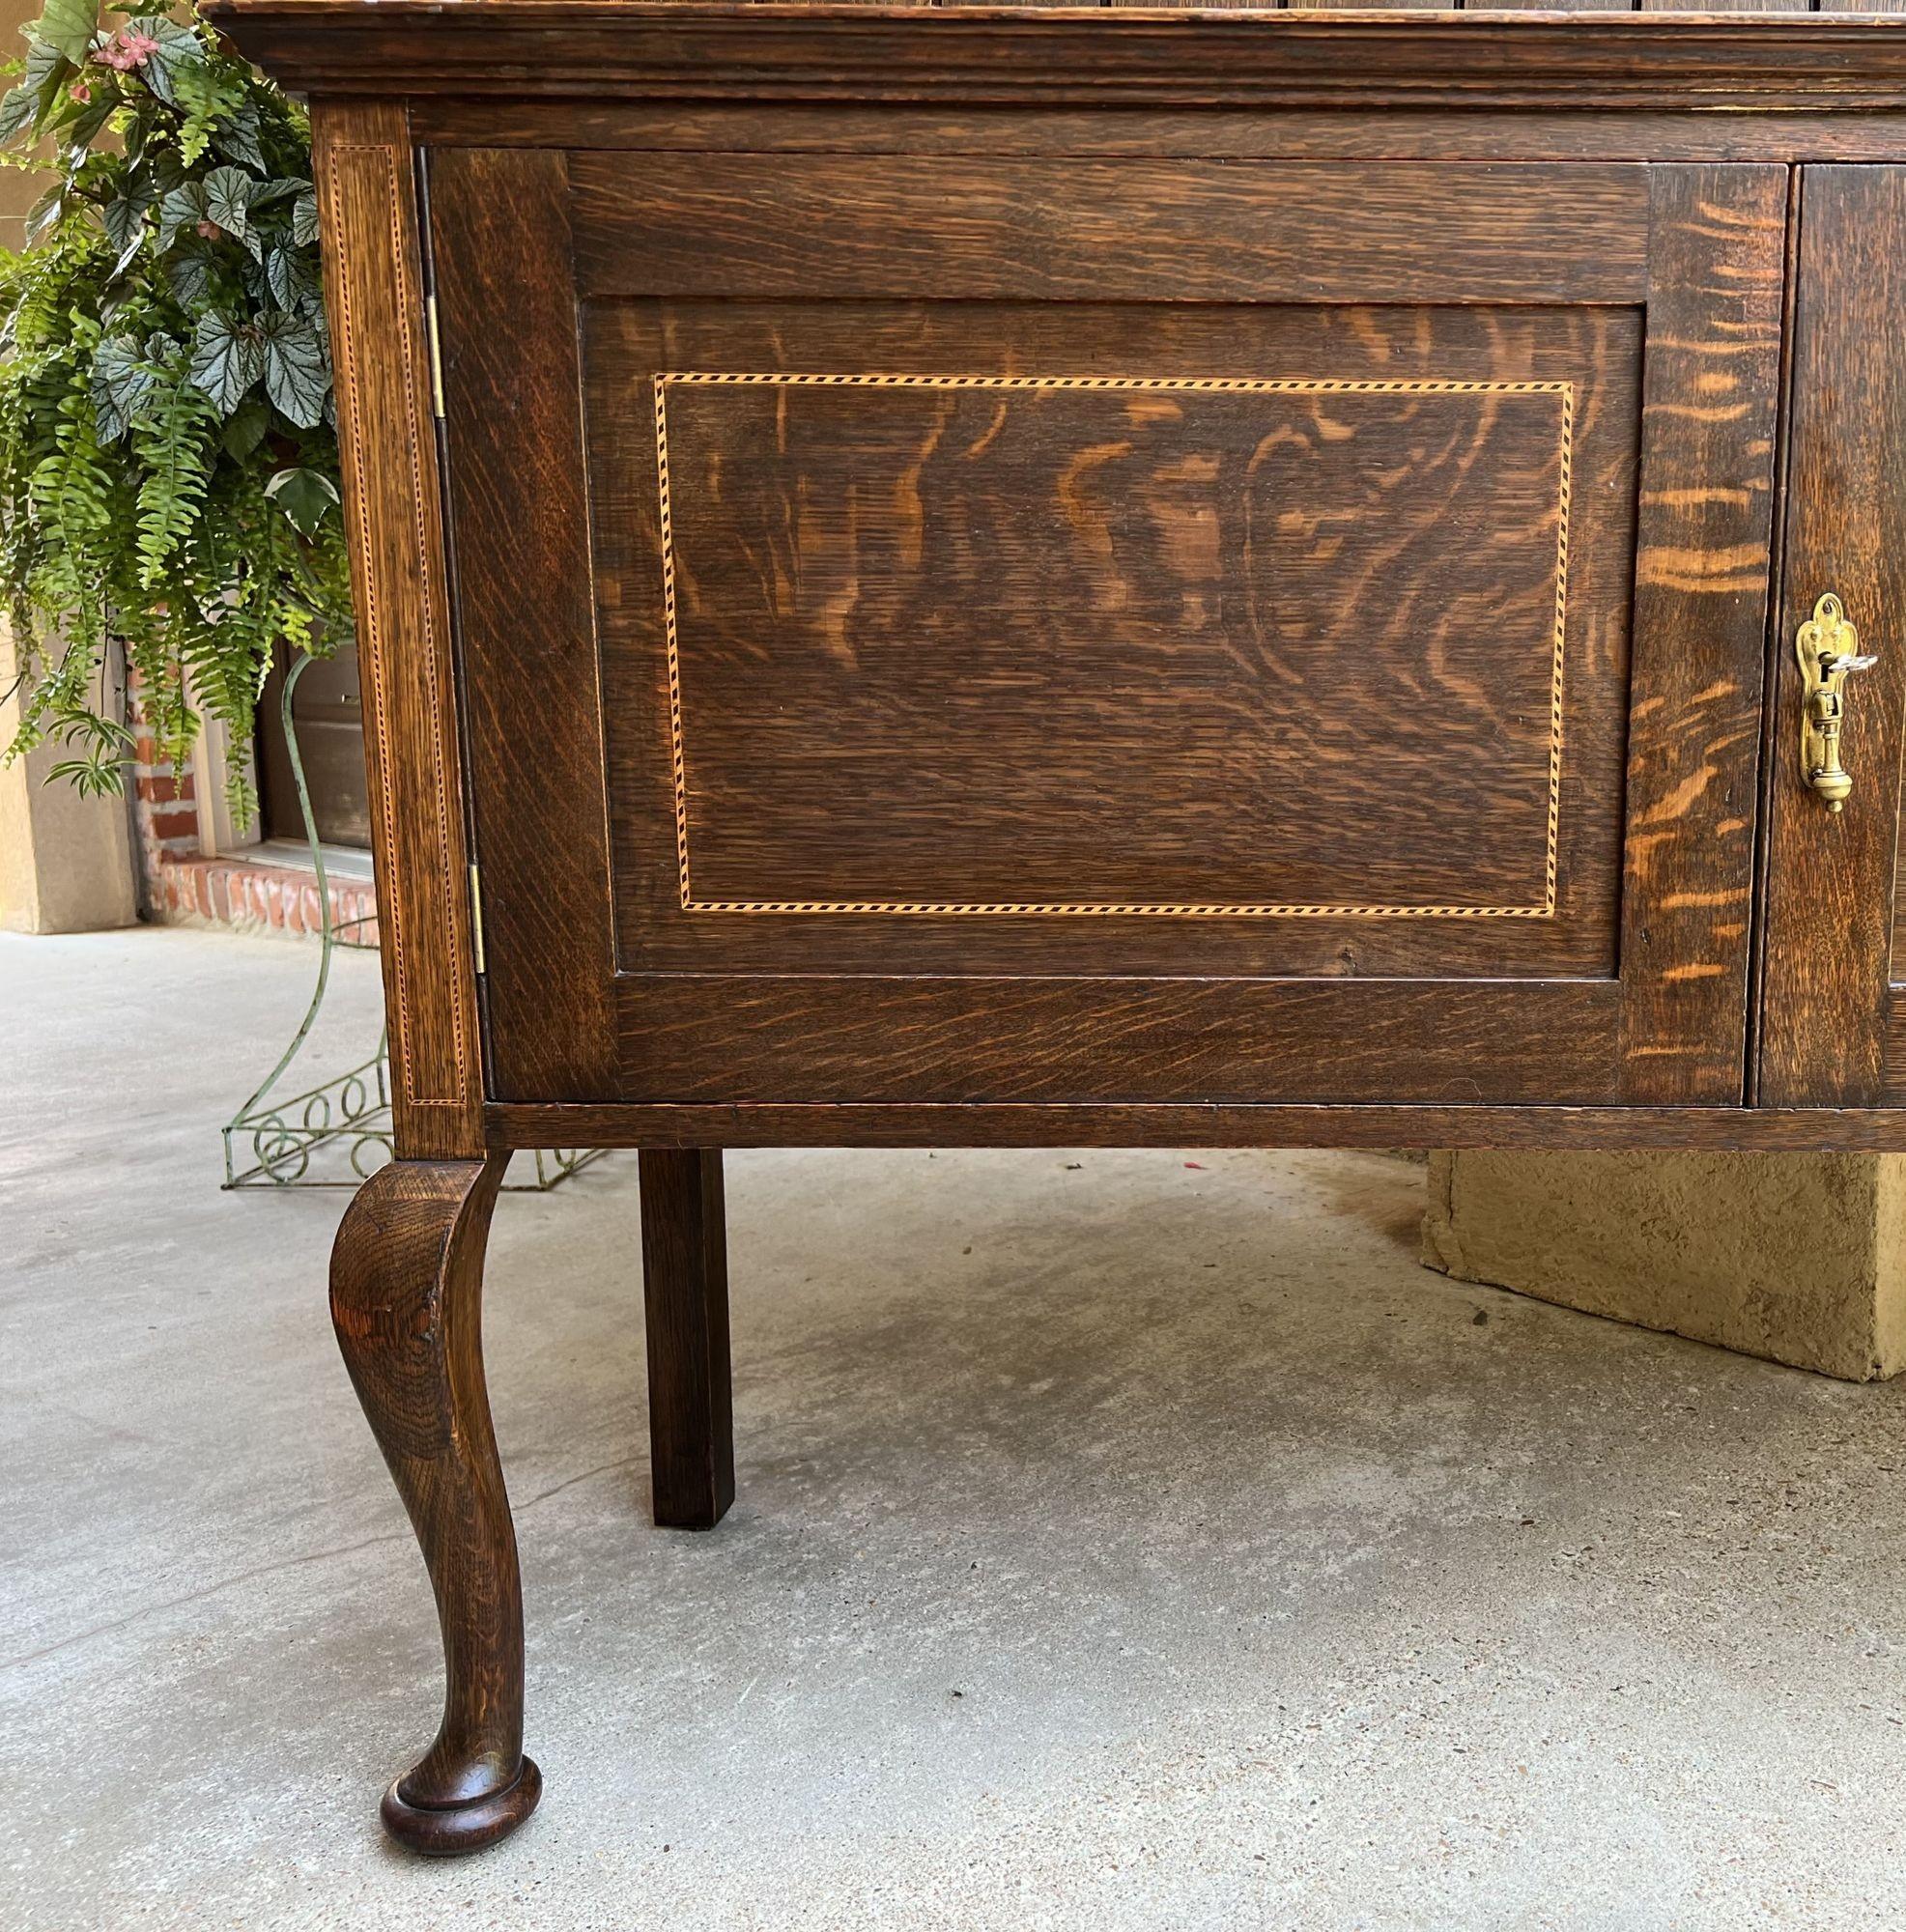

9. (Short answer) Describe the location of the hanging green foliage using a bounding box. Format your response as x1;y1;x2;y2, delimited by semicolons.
0;2;350;807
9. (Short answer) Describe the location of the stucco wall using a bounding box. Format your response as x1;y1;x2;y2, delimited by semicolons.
0;7;140;932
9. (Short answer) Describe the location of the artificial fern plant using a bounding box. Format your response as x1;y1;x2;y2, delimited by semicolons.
0;0;350;805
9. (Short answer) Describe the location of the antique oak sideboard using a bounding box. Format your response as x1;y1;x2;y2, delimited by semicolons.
215;0;1906;1854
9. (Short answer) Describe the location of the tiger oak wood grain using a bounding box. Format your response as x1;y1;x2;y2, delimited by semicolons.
589;296;1637;985
1613;164;1785;1104
616;978;1624;1106
429;147;618;1103
1739;162;1801;1109
412;101;1906;165
1760;167;1906;1108
660;376;1569;916
569;156;1649;305
569;155;1765;1109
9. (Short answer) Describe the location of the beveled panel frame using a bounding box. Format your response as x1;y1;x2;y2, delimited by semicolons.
427;151;1778;1108
591;293;1639;986
654;367;1576;921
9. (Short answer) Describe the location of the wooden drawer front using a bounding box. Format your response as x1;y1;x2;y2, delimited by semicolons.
432;154;1783;1109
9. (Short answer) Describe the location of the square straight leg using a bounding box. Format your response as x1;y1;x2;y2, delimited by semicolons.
639;1148;736;1529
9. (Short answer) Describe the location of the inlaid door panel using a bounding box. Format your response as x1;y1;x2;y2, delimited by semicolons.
664;371;1567;923
430;152;1786;1108
592;298;1632;985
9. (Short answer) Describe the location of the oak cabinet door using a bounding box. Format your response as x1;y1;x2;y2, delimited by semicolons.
430;152;1785;1109
1759;169;1906;1109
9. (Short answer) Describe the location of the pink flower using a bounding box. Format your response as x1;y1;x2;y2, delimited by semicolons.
94;28;160;73
195;218;220;241
70;80;90;103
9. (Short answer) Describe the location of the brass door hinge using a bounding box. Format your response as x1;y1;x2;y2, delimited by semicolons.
468;862;487;977
424;294;446;420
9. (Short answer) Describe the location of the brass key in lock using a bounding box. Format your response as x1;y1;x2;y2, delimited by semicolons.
1796;593;1878;812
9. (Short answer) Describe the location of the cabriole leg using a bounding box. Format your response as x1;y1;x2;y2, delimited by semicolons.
639;1148;735;1530
329;1154;541;1855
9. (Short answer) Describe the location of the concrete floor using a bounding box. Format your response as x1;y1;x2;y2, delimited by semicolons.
6;928;1906;1931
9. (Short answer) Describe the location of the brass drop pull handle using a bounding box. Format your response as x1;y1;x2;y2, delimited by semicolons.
1796;593;1878;812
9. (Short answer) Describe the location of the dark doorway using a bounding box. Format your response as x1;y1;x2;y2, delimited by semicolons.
257;640;372;848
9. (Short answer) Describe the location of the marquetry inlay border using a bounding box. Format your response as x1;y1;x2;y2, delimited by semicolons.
653;370;1574;920
327;141;469;1104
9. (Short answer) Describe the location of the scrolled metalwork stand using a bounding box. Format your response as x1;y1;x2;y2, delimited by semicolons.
221;654;604;1190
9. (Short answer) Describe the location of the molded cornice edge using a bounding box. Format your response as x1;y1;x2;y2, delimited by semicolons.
207;5;1906;113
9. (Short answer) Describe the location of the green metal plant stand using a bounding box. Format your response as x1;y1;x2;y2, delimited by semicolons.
221;654;605;1190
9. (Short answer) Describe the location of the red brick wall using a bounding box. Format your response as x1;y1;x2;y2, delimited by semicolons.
130;704;202;875
151;851;380;945
128;672;380;945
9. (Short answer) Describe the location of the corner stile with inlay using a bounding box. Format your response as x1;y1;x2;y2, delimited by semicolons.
312;99;484;1158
